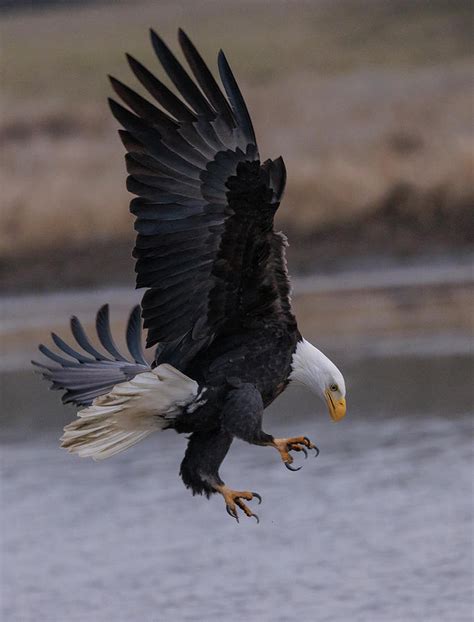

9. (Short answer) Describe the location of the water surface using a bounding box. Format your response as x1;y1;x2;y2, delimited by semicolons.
1;354;472;622
2;264;473;621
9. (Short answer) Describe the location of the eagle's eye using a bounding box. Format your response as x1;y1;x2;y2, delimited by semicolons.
330;384;338;392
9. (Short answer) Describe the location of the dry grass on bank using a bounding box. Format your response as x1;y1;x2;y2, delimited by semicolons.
1;0;473;265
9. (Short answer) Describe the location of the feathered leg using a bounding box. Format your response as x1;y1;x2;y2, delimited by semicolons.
180;429;261;522
222;382;319;471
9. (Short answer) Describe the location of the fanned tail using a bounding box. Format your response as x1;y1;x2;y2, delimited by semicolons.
33;305;204;460
60;364;200;460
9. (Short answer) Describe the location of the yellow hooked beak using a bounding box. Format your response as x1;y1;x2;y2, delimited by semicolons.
324;390;346;422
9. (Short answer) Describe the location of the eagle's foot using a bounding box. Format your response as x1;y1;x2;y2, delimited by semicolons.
215;485;262;523
272;436;319;471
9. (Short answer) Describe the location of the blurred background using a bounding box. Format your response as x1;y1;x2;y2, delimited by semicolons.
1;1;473;621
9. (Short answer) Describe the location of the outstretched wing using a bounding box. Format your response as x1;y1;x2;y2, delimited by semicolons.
109;29;293;361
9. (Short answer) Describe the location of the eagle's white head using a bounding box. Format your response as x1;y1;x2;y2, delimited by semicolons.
289;338;346;421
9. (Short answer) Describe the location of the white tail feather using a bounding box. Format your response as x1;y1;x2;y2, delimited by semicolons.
61;364;199;460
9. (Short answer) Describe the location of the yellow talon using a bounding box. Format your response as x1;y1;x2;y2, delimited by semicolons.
271;436;319;470
214;485;261;523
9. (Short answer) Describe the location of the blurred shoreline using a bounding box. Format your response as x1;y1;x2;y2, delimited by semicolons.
2;254;472;373
1;0;473;285
1;226;473;295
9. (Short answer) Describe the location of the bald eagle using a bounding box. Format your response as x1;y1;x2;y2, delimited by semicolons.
34;29;346;522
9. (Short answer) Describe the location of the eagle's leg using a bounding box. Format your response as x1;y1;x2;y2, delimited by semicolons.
222;383;318;471
180;428;262;522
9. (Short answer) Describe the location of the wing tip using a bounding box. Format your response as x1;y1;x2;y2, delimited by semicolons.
107;96;119;116
125;52;140;73
177;28;192;50
217;49;226;68
150;27;164;52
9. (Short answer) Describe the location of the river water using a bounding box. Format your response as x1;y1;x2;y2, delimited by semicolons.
1;263;473;621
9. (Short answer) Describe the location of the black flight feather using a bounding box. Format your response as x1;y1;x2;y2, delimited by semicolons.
150;29;215;119
95;304;127;361
35;306;150;407
109;76;177;132
38;344;77;367
108;30;291;353
178;29;235;129
126;53;197;123
126;306;148;365
217;50;256;147
51;333;96;364
118;130;147;154
125;152;200;184
70;316;111;361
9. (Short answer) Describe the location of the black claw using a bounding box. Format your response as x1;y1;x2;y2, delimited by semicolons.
251;492;262;505
285;462;302;472
251;513;260;524
302;437;320;457
226;505;239;522
301;447;308;459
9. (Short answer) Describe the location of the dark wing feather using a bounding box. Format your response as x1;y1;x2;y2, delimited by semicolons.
217;50;256;146
150;29;215;119
126;53;197;124
178;29;235;129
95;304;128;361
126;305;149;366
33;306;149;406
70;316;111;361
109;30;293;363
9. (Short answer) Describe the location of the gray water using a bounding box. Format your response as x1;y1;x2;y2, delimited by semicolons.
1;353;473;622
2;263;473;621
